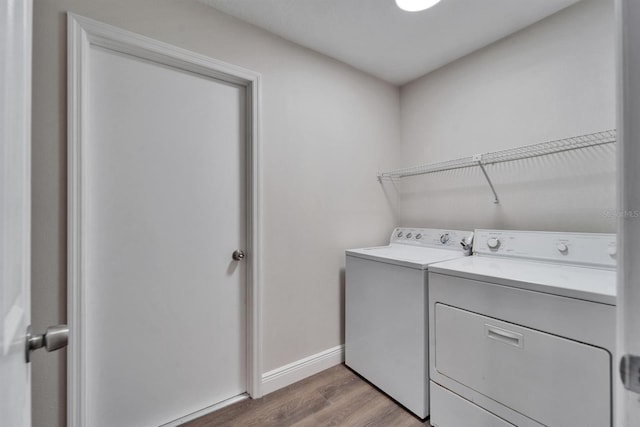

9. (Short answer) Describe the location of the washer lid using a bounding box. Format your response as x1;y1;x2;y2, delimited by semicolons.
346;244;468;270
429;256;616;305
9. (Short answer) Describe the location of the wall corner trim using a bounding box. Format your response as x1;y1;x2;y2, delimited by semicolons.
261;345;345;395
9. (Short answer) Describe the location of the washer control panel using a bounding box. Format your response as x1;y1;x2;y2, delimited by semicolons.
391;228;474;250
474;229;617;268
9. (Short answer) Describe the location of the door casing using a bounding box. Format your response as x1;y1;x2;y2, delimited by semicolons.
66;14;263;427
616;0;640;425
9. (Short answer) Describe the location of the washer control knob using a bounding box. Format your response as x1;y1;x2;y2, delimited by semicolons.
557;243;568;253
406;232;412;238
487;238;500;249
397;231;403;238
415;233;422;240
440;234;450;244
608;246;617;257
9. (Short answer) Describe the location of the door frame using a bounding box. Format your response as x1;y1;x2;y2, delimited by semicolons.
616;0;640;425
67;14;263;427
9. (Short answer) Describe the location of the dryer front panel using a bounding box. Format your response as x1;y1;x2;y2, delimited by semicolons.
434;303;610;427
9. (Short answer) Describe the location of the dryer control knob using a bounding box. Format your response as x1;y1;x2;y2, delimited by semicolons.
608;246;617;257
397;231;403;238
557;243;568;253
487;238;500;249
440;234;450;244
406;233;412;238
415;233;422;240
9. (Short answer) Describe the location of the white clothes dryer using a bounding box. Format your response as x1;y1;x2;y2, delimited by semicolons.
345;227;474;419
427;229;617;427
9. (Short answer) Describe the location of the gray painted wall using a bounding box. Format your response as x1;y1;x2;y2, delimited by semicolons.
396;0;616;232
31;1;399;425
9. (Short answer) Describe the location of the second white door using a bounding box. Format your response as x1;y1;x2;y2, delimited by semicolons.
82;41;247;426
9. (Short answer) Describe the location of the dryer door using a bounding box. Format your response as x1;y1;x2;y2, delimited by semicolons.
434;303;611;427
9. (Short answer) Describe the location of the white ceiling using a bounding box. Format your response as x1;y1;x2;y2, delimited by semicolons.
201;0;582;85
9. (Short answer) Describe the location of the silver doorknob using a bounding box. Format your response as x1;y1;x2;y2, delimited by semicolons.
25;324;69;363
232;250;246;261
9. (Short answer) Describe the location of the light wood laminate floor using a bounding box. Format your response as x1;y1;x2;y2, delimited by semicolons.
181;364;432;427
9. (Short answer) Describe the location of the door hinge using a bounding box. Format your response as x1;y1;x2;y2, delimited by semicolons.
620;354;640;394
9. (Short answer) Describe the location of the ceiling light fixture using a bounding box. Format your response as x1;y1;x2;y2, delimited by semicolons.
395;0;441;12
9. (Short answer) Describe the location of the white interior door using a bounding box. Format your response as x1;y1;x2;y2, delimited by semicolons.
0;0;32;425
73;24;248;427
617;0;640;426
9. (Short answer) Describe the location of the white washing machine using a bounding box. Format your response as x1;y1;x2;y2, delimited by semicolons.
345;227;474;419
427;229;617;427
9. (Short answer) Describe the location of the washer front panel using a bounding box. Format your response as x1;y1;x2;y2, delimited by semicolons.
345;255;428;417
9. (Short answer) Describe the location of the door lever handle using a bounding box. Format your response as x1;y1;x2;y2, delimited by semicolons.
25;324;69;363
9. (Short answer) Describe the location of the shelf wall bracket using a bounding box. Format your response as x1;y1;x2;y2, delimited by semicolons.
473;154;500;204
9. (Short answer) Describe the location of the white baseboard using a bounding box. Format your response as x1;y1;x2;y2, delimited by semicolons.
261;344;345;395
160;394;248;427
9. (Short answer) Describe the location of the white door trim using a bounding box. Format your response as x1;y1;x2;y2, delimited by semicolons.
67;14;263;427
616;0;640;424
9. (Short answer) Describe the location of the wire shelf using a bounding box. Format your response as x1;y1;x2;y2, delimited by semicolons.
482;129;616;165
378;156;478;179
377;129;617;203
